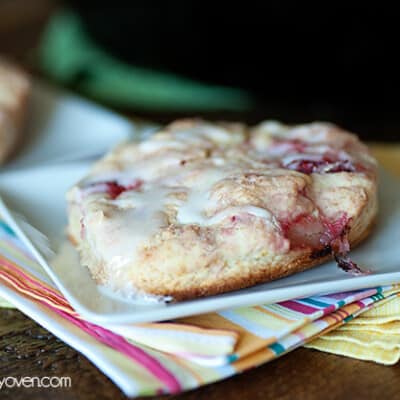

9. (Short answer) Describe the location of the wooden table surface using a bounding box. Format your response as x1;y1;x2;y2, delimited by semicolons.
1;2;400;399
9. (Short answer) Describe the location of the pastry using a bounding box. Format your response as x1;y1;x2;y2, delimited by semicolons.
67;119;377;300
0;58;30;163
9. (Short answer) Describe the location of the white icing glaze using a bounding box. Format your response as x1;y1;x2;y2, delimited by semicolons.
175;166;278;227
175;166;230;225
86;187;174;266
81;159;283;269
202;205;275;226
69;119;374;283
83;155;183;186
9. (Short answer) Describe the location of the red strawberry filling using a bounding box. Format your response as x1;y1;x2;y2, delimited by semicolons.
266;139;360;174
334;253;367;275
280;214;326;249
320;213;350;250
105;180;143;199
281;213;349;250
84;179;143;199
285;157;357;174
280;212;368;275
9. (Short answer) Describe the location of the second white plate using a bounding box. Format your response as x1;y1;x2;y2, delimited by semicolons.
6;80;135;170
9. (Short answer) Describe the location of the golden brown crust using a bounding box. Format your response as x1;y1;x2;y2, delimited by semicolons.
147;217;376;301
67;217;375;301
76;207;376;302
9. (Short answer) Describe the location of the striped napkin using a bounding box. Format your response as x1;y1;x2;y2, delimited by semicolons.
0;219;399;397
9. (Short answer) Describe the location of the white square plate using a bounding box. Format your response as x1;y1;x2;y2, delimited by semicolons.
0;162;399;324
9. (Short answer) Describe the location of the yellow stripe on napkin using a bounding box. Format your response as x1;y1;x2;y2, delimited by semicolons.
306;337;400;365
340;321;400;334
317;330;400;350
306;295;400;364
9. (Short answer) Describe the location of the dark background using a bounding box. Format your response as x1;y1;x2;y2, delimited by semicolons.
70;1;400;141
0;3;400;400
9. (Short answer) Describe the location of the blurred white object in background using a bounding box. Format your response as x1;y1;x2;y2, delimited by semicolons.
5;80;141;170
